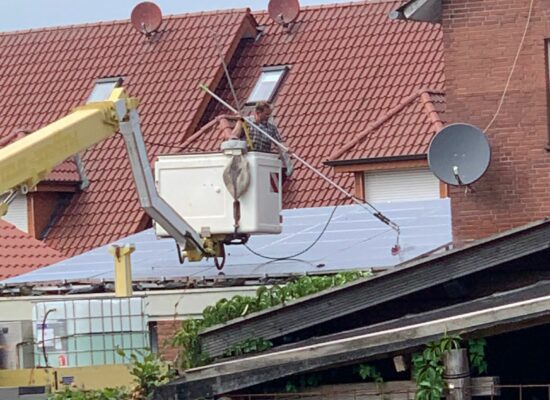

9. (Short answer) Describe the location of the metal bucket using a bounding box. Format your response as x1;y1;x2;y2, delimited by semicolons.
443;348;471;400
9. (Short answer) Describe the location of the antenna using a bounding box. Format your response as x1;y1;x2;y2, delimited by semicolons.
131;2;163;37
268;0;300;28
428;123;491;186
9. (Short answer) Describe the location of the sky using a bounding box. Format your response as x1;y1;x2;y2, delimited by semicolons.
0;0;359;32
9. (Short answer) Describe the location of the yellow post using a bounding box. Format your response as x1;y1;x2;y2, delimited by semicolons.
108;244;135;297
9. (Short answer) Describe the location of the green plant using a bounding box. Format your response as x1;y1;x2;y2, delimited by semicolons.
412;334;461;400
284;373;321;392
468;338;488;374
223;337;273;357
48;349;173;400
171;318;209;370
356;364;384;384
48;386;129;400
119;348;175;399
172;271;371;369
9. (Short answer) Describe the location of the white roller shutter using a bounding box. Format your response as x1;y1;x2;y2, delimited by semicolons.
3;194;28;232
364;168;441;202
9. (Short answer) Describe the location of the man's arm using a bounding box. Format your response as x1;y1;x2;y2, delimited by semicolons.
271;124;294;177
228;119;244;140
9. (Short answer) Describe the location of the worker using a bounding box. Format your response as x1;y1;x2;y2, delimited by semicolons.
230;101;293;177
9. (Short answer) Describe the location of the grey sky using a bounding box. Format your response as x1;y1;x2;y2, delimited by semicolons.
0;0;359;32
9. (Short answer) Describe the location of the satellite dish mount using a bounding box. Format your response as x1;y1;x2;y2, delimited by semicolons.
428;123;491;194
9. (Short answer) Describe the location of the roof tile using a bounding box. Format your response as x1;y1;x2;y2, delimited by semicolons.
0;220;64;280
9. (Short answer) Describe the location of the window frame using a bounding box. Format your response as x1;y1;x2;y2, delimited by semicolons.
246;65;289;105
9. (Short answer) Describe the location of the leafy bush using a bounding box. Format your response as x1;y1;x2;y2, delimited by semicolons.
49;349;173;400
48;386;129;400
173;271;371;369
223;338;273;357
117;348;175;399
468;338;488;374
356;364;383;384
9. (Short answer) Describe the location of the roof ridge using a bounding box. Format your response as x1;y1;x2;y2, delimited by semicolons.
0;8;252;36
329;87;427;161
253;0;401;15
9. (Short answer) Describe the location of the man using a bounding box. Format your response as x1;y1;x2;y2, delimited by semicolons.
230;101;293;177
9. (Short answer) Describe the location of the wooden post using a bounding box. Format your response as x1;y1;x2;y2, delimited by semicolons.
443;348;472;400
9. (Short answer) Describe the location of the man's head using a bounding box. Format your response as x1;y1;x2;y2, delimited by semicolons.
254;101;272;123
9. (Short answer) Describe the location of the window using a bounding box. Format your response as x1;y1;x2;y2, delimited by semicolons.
364;168;442;202
86;77;123;103
3;193;28;232
247;66;288;104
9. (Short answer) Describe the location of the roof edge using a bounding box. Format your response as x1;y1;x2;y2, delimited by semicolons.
325;154;426;167
0;8;254;36
328;87;443;162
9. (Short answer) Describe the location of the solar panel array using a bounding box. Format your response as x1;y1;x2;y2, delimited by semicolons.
2;199;451;284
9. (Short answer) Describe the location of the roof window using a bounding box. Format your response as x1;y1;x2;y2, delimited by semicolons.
246;66;288;104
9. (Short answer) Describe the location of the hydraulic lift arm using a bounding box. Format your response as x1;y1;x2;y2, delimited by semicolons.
0;79;205;256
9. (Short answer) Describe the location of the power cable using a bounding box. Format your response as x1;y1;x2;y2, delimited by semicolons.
244;202;341;261
484;0;534;133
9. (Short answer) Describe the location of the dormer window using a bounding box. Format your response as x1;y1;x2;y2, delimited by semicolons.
247;66;288;104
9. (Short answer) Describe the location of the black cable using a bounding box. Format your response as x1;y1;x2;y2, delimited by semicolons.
243;202;341;261
143;139;186;150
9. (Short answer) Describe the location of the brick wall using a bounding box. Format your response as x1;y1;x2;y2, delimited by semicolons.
442;0;550;242
155;320;182;363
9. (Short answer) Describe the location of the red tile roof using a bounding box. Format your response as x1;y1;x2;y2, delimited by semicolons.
0;10;257;257
43;159;80;184
0;0;444;259
0;219;64;280
186;1;444;208
329;88;445;162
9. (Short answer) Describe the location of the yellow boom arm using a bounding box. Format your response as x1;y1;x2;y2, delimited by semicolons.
0;80;206;258
0;87;137;196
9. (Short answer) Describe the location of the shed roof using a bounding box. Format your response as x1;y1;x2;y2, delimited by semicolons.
157;280;550;399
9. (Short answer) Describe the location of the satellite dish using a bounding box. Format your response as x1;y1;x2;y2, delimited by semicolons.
428;123;491;186
268;0;300;27
131;2;162;35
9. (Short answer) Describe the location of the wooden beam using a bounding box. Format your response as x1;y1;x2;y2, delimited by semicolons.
334;159;428;174
292;378;499;400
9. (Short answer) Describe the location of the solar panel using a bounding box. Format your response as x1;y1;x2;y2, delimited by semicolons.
2;199;451;284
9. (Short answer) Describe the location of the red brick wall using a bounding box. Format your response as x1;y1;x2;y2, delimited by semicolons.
155;320;182;363
442;0;550;242
28;192;59;239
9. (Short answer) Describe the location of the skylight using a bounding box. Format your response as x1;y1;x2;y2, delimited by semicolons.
246;66;288;104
